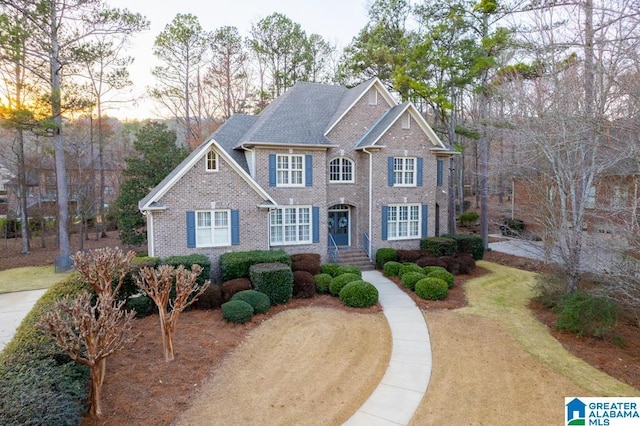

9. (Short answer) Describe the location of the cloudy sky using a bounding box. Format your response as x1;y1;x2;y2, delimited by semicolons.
104;0;372;119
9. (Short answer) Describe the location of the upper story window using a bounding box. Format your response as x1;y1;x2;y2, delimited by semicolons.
437;159;444;187
270;206;311;245
387;204;421;240
206;150;218;171
393;157;416;186
368;89;378;105
277;154;304;186
329;157;354;183
196;210;230;247
402;113;411;129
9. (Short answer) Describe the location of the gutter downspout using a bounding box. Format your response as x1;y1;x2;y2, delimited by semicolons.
363;148;373;260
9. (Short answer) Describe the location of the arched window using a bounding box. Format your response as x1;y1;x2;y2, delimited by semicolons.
329;157;354;183
206;149;218;171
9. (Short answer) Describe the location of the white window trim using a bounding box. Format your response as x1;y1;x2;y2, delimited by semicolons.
205;150;218;172
387;204;421;240
393;157;417;187
269;205;312;246
276;154;305;187
329;157;355;183
195;209;231;247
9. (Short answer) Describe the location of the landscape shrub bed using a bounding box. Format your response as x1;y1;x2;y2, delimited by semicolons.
401;272;427;291
441;234;484;260
383;261;403;277
329;273;361;296
0;275;93;425
399;263;424;277
375;248;397;269
335;265;362;277
339;281;378;308
164;254;211;285
420;237;458;257
291;253;321;275
220;250;290;281
249;263;293;305
320;263;342;277
427;269;454;289
556;292;618;338
292;271;316;298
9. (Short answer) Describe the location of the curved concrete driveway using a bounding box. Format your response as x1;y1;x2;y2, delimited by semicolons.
345;270;432;426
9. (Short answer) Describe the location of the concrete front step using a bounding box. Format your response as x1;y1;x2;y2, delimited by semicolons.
336;249;375;270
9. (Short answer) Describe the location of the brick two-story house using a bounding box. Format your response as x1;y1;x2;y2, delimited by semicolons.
139;78;455;277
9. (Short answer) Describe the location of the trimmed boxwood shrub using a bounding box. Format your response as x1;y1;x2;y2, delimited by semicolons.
231;290;271;314
556;292;618;338
399;263;424;277
442;234;484;260
314;273;332;294
320;263;342;277
415;277;449;300
420;237;458;257
401;272;428;291
375;247;397;269
0;274;92;425
164;254;211;285
383;261;403;277
427;269;455;289
292;271;316;298
423;265;447;275
339;280;379;308
329;273;361;296
249;263;293;305
221;300;254;324
220;250;291;281
335;265;362;277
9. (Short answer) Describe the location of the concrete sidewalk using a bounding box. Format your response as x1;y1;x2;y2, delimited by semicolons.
345;270;432;426
0;289;47;352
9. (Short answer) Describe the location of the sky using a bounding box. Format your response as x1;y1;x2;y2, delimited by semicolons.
103;0;372;120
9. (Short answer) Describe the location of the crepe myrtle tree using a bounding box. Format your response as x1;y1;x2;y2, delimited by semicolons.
135;264;210;362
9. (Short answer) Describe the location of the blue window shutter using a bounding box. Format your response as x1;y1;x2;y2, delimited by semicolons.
186;211;196;248
305;155;313;187
417;157;424;186
231;210;240;245
381;206;388;241
387;157;394;186
312;206;320;243
422;204;428;238
437;159;443;187
269;154;276;187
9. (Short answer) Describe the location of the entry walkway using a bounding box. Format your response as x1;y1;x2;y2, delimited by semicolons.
344;270;432;426
0;289;47;352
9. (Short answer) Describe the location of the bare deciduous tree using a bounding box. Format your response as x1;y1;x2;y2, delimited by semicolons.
72;246;136;302
37;291;136;417
135;264;209;362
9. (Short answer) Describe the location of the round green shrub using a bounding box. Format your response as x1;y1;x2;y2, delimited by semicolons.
329;273;361;296
401;272;427;290
339;280;379;308
314;273;333;294
427;269;455;289
399;263;423;277
415;277;449;300
231;290;271;314
335;265;362;277
221;300;254;324
375;247;398;269
383;261;403;277
124;295;153;318
320;263;342;277
423;265;447;275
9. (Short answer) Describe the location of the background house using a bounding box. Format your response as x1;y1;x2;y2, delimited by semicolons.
139;78;455;279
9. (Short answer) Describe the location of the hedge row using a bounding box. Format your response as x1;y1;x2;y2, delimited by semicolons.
220;250;290;281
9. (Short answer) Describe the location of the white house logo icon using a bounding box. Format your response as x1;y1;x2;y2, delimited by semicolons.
566;398;586;425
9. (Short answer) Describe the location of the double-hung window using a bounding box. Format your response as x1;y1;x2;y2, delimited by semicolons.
270;206;311;245
387;204;420;239
329;157;354;183
277;154;304;186
206;150;218;171
196;210;230;247
393;157;416;186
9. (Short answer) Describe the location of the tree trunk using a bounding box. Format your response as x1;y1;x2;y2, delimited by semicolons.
163;319;175;362
88;363;103;417
17;128;30;254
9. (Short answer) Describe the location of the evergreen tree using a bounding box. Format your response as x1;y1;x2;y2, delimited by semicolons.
114;122;188;246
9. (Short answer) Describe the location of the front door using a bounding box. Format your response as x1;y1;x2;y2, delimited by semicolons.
328;208;349;246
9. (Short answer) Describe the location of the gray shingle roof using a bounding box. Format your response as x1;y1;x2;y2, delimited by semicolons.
356;103;409;148
236;82;348;147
